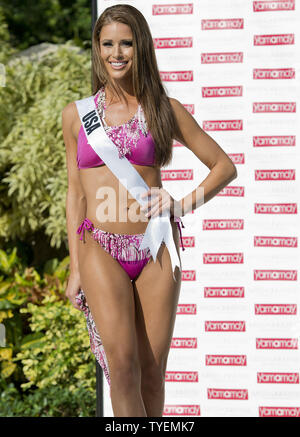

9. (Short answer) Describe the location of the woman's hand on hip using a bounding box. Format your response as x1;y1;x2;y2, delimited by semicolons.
140;187;182;219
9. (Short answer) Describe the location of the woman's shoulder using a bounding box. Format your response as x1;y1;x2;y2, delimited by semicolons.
62;101;81;141
168;96;183;113
168;97;177;105
62;101;77;122
62;93;95;117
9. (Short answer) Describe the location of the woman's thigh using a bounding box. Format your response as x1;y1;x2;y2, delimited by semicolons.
78;230;140;374
132;220;182;377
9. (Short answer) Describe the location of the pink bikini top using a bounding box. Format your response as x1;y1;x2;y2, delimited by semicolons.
77;88;156;169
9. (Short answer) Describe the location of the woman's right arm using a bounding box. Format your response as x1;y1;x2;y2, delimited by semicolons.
62;102;86;310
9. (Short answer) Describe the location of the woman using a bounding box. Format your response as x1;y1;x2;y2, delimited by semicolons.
62;4;237;417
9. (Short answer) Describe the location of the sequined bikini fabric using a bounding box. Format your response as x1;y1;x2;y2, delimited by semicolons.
77;86;156;169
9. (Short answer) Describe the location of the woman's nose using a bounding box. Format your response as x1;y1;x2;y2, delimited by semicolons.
112;43;123;58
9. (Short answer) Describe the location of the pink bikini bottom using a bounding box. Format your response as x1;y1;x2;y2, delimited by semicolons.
75;217;185;386
76;217;185;281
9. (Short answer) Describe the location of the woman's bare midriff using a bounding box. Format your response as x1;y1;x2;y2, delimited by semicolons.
79;163;163;234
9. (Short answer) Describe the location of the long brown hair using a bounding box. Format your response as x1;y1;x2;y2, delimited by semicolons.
91;4;181;168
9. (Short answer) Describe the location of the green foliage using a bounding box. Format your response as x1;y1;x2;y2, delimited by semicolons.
0;8;99;416
0;0;91;51
0;6;16;63
0;381;95;417
0;42;91;248
15;295;95;392
0;246;97;416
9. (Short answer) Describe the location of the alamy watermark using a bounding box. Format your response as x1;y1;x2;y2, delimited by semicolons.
93;179;204;224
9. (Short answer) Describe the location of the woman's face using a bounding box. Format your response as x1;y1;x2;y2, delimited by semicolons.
99;21;134;80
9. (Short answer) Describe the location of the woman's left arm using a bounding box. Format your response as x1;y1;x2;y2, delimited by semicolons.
141;98;238;219
169;97;238;216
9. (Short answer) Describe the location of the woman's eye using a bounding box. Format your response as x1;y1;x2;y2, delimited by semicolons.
103;42;132;46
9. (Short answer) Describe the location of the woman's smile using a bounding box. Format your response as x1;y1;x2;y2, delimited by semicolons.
109;61;128;70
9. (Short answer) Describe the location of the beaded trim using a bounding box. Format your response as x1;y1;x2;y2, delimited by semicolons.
95;86;149;159
90;226;152;262
77;217;152;261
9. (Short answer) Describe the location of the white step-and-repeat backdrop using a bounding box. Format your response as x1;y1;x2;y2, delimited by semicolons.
97;0;300;417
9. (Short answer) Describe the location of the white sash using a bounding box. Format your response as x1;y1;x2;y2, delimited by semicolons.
75;94;181;281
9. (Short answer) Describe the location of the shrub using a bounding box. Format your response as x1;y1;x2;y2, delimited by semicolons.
0;247;97;416
0;41;91;249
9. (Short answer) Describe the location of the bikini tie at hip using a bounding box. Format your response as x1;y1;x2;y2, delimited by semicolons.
174;216;185;251
77;218;94;242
